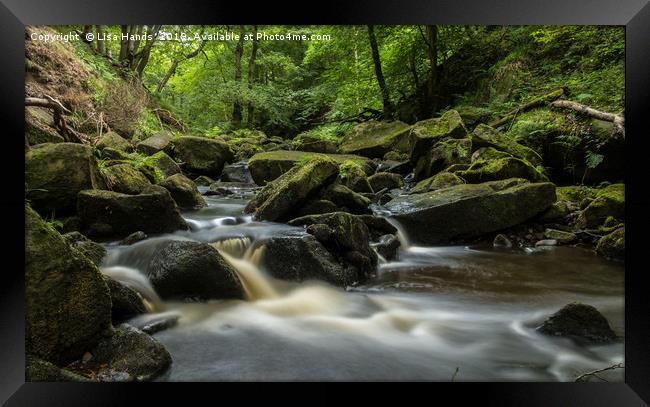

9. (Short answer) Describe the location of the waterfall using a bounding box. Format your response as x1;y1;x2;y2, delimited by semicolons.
101;265;164;312
210;238;279;301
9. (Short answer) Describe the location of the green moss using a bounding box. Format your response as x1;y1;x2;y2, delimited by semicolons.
456;157;547;183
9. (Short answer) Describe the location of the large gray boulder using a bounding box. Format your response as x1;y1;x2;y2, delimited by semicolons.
171;136;233;176
384;178;556;244
136;131;172;156
338;120;413;158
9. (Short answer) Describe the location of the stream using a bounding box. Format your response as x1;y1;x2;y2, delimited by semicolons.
100;186;624;382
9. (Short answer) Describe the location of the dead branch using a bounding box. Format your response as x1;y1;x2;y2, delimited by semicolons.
551;99;625;137
574;363;624;382
25;96;93;144
490;88;566;128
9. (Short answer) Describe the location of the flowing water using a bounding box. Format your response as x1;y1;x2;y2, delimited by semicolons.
100;186;624;382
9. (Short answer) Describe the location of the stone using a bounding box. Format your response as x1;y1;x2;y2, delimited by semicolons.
471;124;543;165
368;172;404;192
171;136;233;176
410;172;464;194
576;184;624;229
136;131;172;156
493;234;513;248
159;173;206;209
103;277;147;323
536;303;617;344
102;163;152;195
96;131;134;153
62;231;106;266
455;157;548;183
544;228;577;244
338;120;413;157
596;226;625;261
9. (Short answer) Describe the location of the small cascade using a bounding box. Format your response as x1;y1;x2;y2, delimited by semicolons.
210;238;279;301
101;266;164;312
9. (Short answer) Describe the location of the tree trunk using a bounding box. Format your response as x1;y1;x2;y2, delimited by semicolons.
95;25;105;55
135;25;161;78
425;25;438;112
119;25;130;62
156;28;207;94
232;25;246;126
410;47;419;90
551;99;625;136
367;25;392;118
246;25;259;127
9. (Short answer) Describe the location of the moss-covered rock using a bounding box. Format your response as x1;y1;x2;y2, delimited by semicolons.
136;131;172;156
536;303;617;344
103;277;147;323
101;147;133;161
295;199;339;217
248;150;371;185
576;183;624;229
320;183;372;215
193;175;215;187
409;110;468;175
159;173;206;209
288;212;378;277
543;228;577;244
26;143;105;215
261;231;360;286
455;157;548;183
384;179;556;244
537;201;572;223
141;151;182;183
147;241;244;300
338;120;413;158
414;138;472;180
471;146;513;162
294;133;339;154
25;106;64;146
596;226;625;261
26;206;112;365
171;136;233;176
102;163;152;195
368;172;404;191
89;324;171;381
338;160;372;193
62;231;106;266
245;156;340;221
77;185;188;239
556;185;597;205
96;131;133;153
410;172;464;194
26;355;90;382
471;124;543;166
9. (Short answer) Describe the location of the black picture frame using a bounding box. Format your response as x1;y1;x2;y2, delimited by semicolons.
2;0;648;405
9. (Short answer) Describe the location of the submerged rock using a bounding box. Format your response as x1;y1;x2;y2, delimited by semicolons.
159;173;206;209
171;136;233;176
77;185;188;239
26;143;105;215
338;120;413;158
384;179;556;245
536;303;617;344
261;231;360;286
248;150;371;185
62;231;107;266
147;240;244;301
26;206;112;365
596;226;625;261
245;156;339;221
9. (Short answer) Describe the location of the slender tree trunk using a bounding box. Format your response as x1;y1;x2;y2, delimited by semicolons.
367;25;392;118
425;25;438;112
155;31;207;93
95;25;105;55
232;25;246;126
246;25;259;127
410;47;419;90
135;25;161;78
119;25;130;62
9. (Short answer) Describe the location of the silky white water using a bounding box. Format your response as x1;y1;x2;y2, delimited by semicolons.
100;187;624;381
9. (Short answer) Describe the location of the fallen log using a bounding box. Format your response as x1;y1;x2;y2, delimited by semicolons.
25;96;93;144
550;99;624;137
489;88;566;128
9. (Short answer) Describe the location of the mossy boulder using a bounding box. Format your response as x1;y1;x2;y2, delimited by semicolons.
25;106;64;146
338;120;413;158
159;173;206;209
295;199;340;217
26;355;90;382
140;151;182;183
26;143;105;215
576;184;624;229
596;226;625;261
245;156;340;221
455;157;548;183
62;232;106;266
368;172;404;191
26;206;112;365
471;146;513;162
471;124;543;166
171;136;233;176
414;138;472;180
136;131;172;156
410;172;464;194
261;231;360;286
536;303;617;344
248;150;371;185
193;175;215;187
384;179;556;244
147;241;244;300
556;185;597;205
288;212;378;277
409;110;468;174
77;185;188;239
320;183;372;215
338;160;372;193
294;133;339;153
96;131;134;153
104;277;147;323
543;228;577;244
89;324;172;381
102;163;152;195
